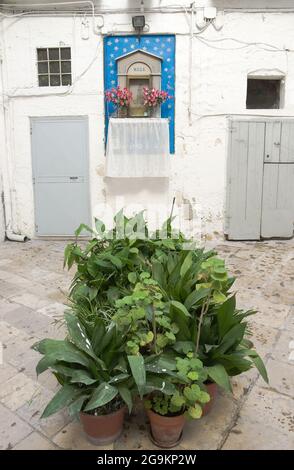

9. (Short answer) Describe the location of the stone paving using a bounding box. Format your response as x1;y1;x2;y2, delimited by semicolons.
0;238;293;450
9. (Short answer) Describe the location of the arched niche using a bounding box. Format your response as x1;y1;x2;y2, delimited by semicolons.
116;49;162;117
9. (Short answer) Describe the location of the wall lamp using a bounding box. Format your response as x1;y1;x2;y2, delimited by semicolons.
132;15;146;35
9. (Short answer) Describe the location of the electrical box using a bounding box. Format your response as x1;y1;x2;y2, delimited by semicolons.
204;7;217;20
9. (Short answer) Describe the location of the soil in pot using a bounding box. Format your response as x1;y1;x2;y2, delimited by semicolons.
80;406;126;445
146;409;185;448
202;382;218;416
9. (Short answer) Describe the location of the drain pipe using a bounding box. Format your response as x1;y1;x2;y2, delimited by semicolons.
1;188;28;242
188;2;195;126
0;23;28;242
6;231;28;242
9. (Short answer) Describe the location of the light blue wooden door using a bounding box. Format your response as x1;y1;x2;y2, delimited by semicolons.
31;117;90;236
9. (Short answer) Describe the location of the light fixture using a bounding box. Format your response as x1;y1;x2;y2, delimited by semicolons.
132;15;145;34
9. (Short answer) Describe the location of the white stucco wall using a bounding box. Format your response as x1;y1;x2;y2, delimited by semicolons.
1;1;294;238
0;176;5;242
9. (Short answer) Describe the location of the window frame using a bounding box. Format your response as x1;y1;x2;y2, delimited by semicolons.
36;46;72;88
246;76;285;110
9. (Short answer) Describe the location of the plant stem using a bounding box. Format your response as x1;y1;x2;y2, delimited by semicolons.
195;297;210;353
151;305;158;355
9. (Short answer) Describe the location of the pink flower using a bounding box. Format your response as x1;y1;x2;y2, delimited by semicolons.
142;87;171;108
105;85;132;108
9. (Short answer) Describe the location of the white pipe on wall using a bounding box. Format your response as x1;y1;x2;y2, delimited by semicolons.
0;2;104;34
0;18;27;241
188;2;195;126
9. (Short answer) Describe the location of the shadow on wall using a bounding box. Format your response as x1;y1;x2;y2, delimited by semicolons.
104;177;170;222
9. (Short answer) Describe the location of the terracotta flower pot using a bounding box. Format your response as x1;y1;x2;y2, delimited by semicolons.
147;409;185;448
202;382;218;416
79;407;126;445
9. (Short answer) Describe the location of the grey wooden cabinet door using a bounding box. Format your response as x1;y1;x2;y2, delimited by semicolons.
31;117;90;236
226;119;294;240
261;120;294;238
261;163;294;238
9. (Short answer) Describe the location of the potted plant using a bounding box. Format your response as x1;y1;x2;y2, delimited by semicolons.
144;352;210;448
32;311;142;445
105;85;132;118
63;212;268;421
151;250;269;413
63;211;189;338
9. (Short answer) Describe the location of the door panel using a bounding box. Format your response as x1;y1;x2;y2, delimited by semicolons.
261;164;294;238
264;121;281;163
31;117;90;236
280;121;294;162
226;121;264;240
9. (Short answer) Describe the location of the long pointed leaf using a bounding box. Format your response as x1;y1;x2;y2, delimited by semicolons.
180;251;193;278
217;295;237;339
64;312;97;361
206;364;232;392
91;319;106;355
41;384;81;418
84;383;118;412
184;288;211;311
250;353;269;383
68;394;89;417
127;355;146;398
52;365;98;385
118;385;133;414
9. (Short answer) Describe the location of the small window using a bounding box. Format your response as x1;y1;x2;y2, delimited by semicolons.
37;47;72;87
246;78;282;109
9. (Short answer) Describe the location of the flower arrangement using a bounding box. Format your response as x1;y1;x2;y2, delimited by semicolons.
143;87;170;108
105;86;133;109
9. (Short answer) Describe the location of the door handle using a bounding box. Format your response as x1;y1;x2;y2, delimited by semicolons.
69;176;78;180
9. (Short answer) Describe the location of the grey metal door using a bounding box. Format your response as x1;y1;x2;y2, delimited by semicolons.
31;117;90;236
226;119;294;240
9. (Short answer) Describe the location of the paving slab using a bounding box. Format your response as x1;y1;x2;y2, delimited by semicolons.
16;385;71;438
233;386;294;437
0;373;40;411
12;431;57;450
223;416;292;450
271;329;294;364
0;404;33;450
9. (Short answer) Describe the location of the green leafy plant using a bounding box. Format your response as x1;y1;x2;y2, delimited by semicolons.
62;211;268;406
63;211;191;334
32;311;145;417
151;250;268;391
144;352;210;419
113;272;178;355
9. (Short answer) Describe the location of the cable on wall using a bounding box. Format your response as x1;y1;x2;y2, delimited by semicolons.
0;2;104;34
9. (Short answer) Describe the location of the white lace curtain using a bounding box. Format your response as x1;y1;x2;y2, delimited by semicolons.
106;118;170;177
